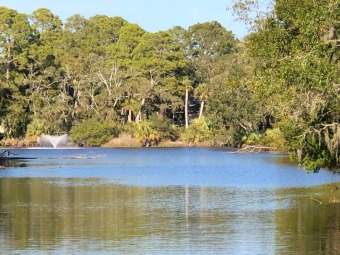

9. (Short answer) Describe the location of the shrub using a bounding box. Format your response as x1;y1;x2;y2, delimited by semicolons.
209;128;234;147
70;119;118;147
103;134;139;147
149;114;179;141
260;128;288;149
244;127;289;151
182;118;211;144
134;122;160;147
244;132;262;146
26;118;49;136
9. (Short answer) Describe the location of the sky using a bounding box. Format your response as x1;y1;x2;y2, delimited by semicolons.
0;0;248;39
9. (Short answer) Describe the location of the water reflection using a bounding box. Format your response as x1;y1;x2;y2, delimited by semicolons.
1;178;340;254
275;187;340;255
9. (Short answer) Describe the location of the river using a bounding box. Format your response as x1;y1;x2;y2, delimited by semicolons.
0;147;339;254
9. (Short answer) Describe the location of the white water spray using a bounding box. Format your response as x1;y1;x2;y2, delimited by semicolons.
39;134;70;148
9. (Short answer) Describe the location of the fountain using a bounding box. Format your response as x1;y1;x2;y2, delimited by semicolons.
39;134;70;148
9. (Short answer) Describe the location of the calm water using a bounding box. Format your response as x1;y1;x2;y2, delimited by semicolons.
1;147;340;254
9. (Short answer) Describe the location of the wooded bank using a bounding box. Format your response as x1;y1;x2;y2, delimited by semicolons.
0;0;339;171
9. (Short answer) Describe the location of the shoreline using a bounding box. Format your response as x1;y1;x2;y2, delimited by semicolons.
0;143;287;154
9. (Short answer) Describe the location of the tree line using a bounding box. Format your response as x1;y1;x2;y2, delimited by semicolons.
0;1;339;171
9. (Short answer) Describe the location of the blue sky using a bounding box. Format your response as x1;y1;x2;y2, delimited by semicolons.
0;0;248;39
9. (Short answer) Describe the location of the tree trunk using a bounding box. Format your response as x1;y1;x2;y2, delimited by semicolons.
199;100;204;119
6;42;11;84
128;109;132;122
135;111;141;123
135;98;145;123
185;86;189;129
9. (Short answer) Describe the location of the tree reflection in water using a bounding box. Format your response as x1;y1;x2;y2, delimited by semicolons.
1;178;340;254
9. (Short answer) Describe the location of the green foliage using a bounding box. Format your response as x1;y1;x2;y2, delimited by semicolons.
26;118;50;136
1;99;29;138
70;119;118;147
208;127;234;147
301;150;330;173
232;127;248;148
297;124;340;172
244;132;263;146
148;114;179;141
277;118;303;148
0;3;338;172
182;118;211;144
134;122;160;147
239;0;340;171
188;21;237;58
245;128;289;150
0;6;239;145
203;50;259;148
261;128;288;149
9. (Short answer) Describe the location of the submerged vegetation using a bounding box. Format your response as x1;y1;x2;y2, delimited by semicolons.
0;0;339;171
